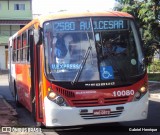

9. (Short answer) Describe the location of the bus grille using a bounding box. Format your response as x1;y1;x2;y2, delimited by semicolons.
80;110;123;119
71;96;128;107
56;87;75;98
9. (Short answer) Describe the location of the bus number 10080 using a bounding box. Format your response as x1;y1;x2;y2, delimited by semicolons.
113;90;134;97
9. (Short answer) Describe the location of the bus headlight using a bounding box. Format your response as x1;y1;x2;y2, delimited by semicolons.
48;91;57;100
55;96;65;105
47;88;68;106
133;85;148;101
140;86;146;93
134;91;141;99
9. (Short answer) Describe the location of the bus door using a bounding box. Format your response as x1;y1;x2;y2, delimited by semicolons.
36;44;44;121
30;28;43;123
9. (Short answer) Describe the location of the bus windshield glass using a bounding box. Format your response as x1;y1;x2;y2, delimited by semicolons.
43;17;145;84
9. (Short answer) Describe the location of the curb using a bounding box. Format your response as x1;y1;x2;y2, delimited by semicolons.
149;93;160;99
0;94;17;116
149;81;160;83
149;81;160;100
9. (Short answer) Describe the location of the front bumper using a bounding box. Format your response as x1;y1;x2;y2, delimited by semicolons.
44;92;149;127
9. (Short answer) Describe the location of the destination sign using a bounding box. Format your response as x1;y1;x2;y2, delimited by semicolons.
52;18;128;32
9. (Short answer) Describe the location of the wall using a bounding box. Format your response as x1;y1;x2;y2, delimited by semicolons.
0;0;32;70
0;25;20;36
0;0;32;20
0;46;5;70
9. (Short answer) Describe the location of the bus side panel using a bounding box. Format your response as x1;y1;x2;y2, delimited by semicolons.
15;63;32;111
15;64;25;105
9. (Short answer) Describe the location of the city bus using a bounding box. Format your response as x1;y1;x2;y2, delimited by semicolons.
8;11;148;127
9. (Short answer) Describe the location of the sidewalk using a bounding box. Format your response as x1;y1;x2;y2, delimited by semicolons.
0;95;18;127
0;71;18;128
148;81;160;99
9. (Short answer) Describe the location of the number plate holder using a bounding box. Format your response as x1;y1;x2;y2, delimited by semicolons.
93;109;111;116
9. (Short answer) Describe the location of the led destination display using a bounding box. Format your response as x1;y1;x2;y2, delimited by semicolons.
53;18;128;32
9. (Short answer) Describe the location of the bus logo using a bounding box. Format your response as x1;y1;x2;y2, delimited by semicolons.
98;98;104;104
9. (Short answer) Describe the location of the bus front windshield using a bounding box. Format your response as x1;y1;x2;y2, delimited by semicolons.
43;17;145;85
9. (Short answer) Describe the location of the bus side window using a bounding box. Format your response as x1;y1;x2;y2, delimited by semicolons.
27;29;33;62
22;32;28;62
17;36;21;61
20;35;23;61
13;39;17;62
22;32;27;62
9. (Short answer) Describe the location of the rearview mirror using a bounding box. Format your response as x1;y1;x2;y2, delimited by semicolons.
34;28;42;45
95;33;100;42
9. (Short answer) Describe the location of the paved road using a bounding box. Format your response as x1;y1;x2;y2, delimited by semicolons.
0;73;160;134
0;74;14;101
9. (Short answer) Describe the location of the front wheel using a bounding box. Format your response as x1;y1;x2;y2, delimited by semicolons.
14;82;21;107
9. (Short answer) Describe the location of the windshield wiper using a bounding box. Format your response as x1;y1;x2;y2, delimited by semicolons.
71;18;95;85
71;46;92;85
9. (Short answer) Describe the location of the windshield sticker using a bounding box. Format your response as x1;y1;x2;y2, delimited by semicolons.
131;59;137;65
100;66;114;80
50;63;81;70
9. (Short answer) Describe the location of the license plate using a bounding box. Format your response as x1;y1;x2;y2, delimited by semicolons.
93;109;111;116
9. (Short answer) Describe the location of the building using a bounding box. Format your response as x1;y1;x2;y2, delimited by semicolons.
0;0;32;70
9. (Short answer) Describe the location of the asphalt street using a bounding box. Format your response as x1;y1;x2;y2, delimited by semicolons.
0;72;160;134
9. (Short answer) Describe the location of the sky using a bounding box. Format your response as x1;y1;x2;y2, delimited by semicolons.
32;0;118;16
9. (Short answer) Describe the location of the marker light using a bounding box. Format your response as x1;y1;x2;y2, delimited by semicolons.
48;87;52;91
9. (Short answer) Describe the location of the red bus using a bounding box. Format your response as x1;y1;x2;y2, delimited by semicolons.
8;11;148;127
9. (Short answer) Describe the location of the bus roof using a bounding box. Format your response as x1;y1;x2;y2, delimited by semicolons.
38;10;134;26
9;11;134;40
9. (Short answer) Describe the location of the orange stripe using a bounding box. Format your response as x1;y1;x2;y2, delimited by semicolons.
17;19;40;35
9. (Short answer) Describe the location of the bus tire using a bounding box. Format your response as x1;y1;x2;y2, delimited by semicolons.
14;82;21;107
36;122;45;128
31;101;36;121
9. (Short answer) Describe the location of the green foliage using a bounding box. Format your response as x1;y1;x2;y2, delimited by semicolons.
148;73;160;81
116;0;160;65
148;59;160;73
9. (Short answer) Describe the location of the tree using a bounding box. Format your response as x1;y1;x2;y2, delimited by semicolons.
116;0;160;65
